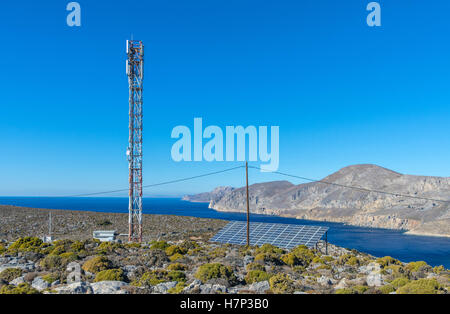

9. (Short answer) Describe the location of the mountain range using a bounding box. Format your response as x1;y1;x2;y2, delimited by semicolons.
183;164;450;237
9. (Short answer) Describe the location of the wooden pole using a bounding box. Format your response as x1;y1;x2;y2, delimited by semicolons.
246;161;250;246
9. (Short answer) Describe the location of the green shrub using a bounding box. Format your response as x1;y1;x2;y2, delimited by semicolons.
378;284;396;294
167;263;187;271
255;252;282;265
209;247;227;258
60;252;78;263
245;270;272;284
269;273;294;294
335;288;357;294
376;256;401;267
168;282;186;294
195;263;236;283
50;245;66;256
346;257;360;266
96;242;123;254
169;253;185;262
135;270;168;286
281;245;315;267
396;278;443;294
40;255;63;271
42;273;59;284
390;277;410;288
8;237;43;253
168;270;186;282
0;243;6;255
70;241;85;252
0;283;39;294
405;261;428;273
165;245;188;256
255;244;284;255
352;285;369;294
94;269;126;282
0;268;23;282
150;241;170;251
246;262;265;271
433;265;445;274
82;256;112;274
179;240;198;250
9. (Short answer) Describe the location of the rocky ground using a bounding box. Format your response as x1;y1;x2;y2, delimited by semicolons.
0;205;226;242
0;207;448;294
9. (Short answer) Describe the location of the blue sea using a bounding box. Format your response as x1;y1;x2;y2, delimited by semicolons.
0;197;449;268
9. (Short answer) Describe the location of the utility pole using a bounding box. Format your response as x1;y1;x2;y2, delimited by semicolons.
49;212;52;237
246;161;250;246
126;39;144;243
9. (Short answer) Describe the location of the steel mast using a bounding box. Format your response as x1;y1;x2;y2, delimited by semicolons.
126;40;144;242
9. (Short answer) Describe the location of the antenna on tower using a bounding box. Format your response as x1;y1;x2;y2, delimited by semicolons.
126;39;144;242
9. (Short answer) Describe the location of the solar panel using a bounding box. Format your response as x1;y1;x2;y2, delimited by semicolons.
210;221;329;249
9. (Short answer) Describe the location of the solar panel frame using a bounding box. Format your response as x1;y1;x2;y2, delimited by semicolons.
210;221;329;249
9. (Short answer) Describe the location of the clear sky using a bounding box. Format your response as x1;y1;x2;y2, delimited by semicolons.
1;0;450;197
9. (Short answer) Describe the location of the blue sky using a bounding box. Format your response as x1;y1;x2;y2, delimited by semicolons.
1;0;450;196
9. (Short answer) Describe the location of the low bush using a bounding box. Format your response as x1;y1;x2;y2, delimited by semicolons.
245;270;272;284
195;263;236;283
390;277;410;289
378;284;396;294
94;269;126;282
396;278;443;294
169;253;185;262
405;261;429;273
167;263;187;271
376;256;401;268
135;270;168;286
42;273;59;284
0;268;23;282
165;245;188;256
0;283;39;294
82;256;112;274
96;242;123;255
40;255;63;271
168;270;186;282
150;241;170;251
0;243;7;255
269;273;294;294
168;282;186;294
8;237;44;253
246;263;265;271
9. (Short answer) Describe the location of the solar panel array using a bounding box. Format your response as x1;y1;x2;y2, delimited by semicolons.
210;221;329;249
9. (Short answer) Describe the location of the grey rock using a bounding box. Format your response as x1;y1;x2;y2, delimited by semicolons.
55;282;93;294
248;280;270;293
153;281;177;294
32;276;50;291
317;276;335;286
243;255;254;268
10;276;25;286
183;279;201;293
91;281;129;294
366;273;385;287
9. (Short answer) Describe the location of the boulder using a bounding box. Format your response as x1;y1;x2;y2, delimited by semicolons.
317;276;335;286
366;273;385;287
10;276;25;286
183;279;201;293
91;281;129;294
55;282;93;294
153;281;177;294
334;278;349;290
248;280;270;293
31;276;50;291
